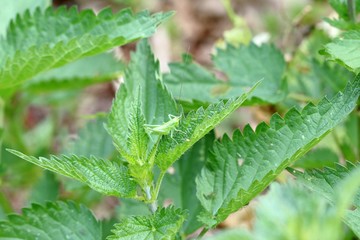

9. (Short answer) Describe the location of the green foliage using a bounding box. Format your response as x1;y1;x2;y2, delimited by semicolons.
293;148;338;169
106;39;255;197
328;0;360;20
292;162;360;237
8;150;137;198
196;75;360;228
209;166;360;240
253;183;344;240
108;207;186;240
2;1;360;238
0;201;101;240
164;43;285;105
160;133;215;234
322;31;360;72
325;0;360;30
213;43;286;103
106;40;177;160
155;86;257;171
28;171;59;205
106;40;180;191
0;6;172;89
24;53;124;92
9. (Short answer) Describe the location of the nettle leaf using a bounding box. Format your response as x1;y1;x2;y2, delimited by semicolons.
295;59;351;100
108;207;186;240
24;52;124;92
107;40;177;159
127;97;150;165
322;31;360;72
164;57;224;104
7;150;137;198
107;85;131;159
160;132;215;234
164;43;286;105
291;163;360;237
213;43;286;103
156;83;258;171
196;75;360;228
124;40;178;124
0;201;101;240
0;6;172;89
293;147;338;169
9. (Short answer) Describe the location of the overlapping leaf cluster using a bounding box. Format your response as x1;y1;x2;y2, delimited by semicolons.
0;6;172;89
164;43;286;106
196;75;360;227
1;1;360;239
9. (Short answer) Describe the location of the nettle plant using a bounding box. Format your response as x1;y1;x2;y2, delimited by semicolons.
0;2;359;240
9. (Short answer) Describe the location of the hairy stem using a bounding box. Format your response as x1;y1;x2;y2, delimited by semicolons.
145;185;157;213
348;0;356;22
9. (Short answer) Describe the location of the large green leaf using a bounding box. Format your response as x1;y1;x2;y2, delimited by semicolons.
107;39;177;160
164;56;224;104
322;31;360;72
291;163;360;237
24;52;124;92
108;207;186;240
7;150;137;198
156;82;258;171
0;6;172;89
0;201;101;240
164;43;286;105
213;43;286;103
196;75;360;228
123;40;178;124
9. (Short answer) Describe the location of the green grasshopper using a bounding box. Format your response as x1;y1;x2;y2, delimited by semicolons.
144;114;181;138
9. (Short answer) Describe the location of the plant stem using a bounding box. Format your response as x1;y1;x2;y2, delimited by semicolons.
0;98;4;163
145;185;157;213
196;228;209;239
348;0;356;22
153;170;166;201
222;0;236;24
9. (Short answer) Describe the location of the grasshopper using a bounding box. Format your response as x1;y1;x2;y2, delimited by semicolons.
144;114;181;138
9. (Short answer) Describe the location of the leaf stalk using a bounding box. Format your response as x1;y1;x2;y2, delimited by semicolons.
347;0;356;22
196;227;209;239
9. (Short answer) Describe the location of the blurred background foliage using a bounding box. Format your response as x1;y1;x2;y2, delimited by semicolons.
0;0;358;238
